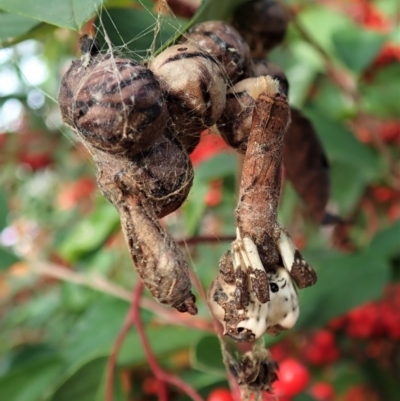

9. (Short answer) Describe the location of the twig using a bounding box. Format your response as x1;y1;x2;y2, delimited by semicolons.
121;281;205;401
177;235;235;246
29;260;213;332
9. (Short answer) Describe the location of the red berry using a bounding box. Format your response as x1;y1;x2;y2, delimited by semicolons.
346;303;381;338
273;358;310;397
19;152;52;170
207;388;233;401
310;382;335;401
303;329;340;366
328;315;347;331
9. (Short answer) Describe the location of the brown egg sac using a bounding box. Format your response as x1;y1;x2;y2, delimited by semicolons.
184;20;253;84
59;54;168;156
150;44;227;151
233;0;289;56
127;131;194;218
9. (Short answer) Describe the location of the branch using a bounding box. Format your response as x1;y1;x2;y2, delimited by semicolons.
29;260;213;332
107;281;205;401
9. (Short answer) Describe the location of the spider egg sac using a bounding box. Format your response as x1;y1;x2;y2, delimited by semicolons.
184;20;253;84
150;44;227;152
59;55;168;156
233;0;289;56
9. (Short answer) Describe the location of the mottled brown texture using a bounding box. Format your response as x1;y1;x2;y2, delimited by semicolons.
283;108;330;222
208;277;256;342
150;44;226;148
227;347;278;394
185;20;253;84
233;0;289;57
219;250;235;285
290;250;318;288
236;92;290;266
58;39;197;314
92;135;196;314
72;58;167;156
249;269;270;304
217;87;254;152
217;76;329;223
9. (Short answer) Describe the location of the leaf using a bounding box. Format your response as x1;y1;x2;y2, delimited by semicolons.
332;25;386;73
304;107;384;181
192;0;247;25
296;249;390;329
0;189;8;230
0;247;20;271
61;297;129;367
118;324;204;366
49;357;108;401
182;179;209;235
296;6;353;58
190;335;226;375
0;356;64;401
0;0;105;30
58;202;120;263
97;0;247;58
369;220;400;259
0;12;41;45
330;161;367;215
360;63;400;118
195;153;238;182
62;297;204;369
283;108;330;222
95;8;186;60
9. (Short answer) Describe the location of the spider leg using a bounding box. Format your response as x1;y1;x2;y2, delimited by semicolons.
276;228;317;288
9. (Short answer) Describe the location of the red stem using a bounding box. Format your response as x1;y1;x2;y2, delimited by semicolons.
107;281;205;401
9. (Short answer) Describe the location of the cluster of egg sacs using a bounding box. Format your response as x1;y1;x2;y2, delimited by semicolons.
61;0;288;163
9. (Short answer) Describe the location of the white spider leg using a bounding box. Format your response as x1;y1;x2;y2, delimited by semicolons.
242;237;266;274
276;229;296;273
276;227;317;288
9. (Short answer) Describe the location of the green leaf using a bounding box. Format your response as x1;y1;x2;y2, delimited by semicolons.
304;107;384;181
0;356;64;401
195;153;238;182
369;220;400;259
330;162;367;214
0;190;8;230
49;357;108;401
182;179;209;235
296;6;353;58
190;335;226;375
192;0;247;24
332;26;386;73
58;202;120;263
297;249;390;329
0;247;19;271
96;7;186;60
97;0;247;58
62;297;204;370
119;324;205;366
0;0;105;30
0;12;40;45
294;394;315;401
61;297;128;367
360;64;400;118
